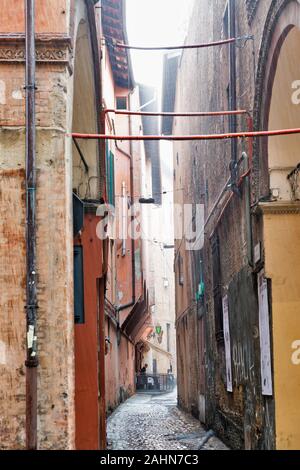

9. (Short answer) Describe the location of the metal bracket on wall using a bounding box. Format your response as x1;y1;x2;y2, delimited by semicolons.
72;137;89;174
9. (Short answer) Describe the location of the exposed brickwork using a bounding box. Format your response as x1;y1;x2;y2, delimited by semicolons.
0;59;75;449
0;168;26;449
0;0;101;450
172;0;298;450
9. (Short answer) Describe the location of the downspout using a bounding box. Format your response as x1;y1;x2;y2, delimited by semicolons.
228;0;239;194
115;0;136;313
128;91;136;307
112;140;136;313
121;181;127;256
86;0;103;200
242;152;254;267
96;1;107;450
25;0;38;450
98;2;109;280
114;98;136;313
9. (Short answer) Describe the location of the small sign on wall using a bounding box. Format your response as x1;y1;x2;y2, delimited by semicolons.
222;295;233;393
254;242;261;264
257;270;273;396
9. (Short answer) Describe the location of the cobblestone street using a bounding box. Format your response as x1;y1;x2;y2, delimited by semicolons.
107;389;228;451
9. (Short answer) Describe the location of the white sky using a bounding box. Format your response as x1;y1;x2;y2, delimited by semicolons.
126;0;194;89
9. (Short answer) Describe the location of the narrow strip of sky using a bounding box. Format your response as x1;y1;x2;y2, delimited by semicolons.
126;0;194;88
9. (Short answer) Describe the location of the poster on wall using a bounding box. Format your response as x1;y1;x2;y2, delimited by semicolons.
257;270;273;396
222;295;233;393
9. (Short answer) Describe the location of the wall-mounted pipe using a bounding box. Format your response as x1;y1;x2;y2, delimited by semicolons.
112;142;136;309
25;0;38;451
209;155;252;240
71;127;300;141
175;153;252;263
128;92;136;308
228;0;238;192
121;181;127;257
242;152;254;267
107;35;252;51
104;109;249;117
72;137;89;174
117;301;136;313
110;94;136;313
82;2;108;449
85;0;103;201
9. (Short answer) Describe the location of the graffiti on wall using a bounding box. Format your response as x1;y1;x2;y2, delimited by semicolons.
232;341;255;387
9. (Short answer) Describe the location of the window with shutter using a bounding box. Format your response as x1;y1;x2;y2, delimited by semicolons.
116;96;127;110
74;245;85;324
106;141;115;207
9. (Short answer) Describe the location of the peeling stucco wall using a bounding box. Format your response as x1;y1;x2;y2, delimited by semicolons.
173;0;288;450
0;0;97;450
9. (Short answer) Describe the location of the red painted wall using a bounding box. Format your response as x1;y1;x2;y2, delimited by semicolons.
105;322;135;413
0;0;68;34
75;212;104;450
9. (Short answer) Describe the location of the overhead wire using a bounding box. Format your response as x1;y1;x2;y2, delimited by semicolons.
104;109;249;117
71;127;300;141
99;31;267;268
112;187;184;199
104;35;254;51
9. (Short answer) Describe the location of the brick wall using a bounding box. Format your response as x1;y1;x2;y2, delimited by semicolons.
0;0;102;449
172;0;292;449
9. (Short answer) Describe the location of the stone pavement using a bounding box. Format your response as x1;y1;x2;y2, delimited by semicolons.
107;389;228;451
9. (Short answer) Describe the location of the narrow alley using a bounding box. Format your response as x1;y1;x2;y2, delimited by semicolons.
107;390;227;451
1;0;300;462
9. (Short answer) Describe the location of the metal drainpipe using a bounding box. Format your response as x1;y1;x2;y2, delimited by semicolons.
121;181;127;257
115;92;136;313
128;91;136;306
25;0;38;450
228;0;239;194
97;5;107;450
242;152;254;267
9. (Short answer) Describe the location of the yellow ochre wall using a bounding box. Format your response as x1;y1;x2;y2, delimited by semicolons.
263;207;300;449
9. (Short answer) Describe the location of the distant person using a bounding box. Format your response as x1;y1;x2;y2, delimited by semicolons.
167;365;174;389
140;364;148;390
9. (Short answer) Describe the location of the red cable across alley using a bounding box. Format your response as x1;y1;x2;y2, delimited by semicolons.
71;127;300;141
108;36;253;51
104;109;249;117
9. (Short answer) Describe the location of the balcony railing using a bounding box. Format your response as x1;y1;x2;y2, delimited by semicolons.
136;373;176;393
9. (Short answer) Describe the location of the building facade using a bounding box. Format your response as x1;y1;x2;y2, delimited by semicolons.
0;0;152;450
101;0;138;415
172;0;300;450
138;86;177;378
0;0;106;450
